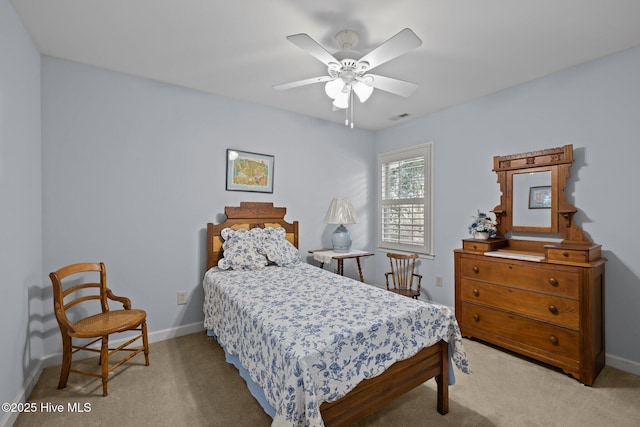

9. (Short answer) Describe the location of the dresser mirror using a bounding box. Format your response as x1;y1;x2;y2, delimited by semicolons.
511;169;552;230
492;144;591;245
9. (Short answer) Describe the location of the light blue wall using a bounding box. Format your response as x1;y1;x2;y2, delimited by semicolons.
0;0;42;422
4;2;640;413
375;45;640;369
41;56;376;356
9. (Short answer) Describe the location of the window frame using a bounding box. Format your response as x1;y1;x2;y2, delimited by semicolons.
377;142;434;258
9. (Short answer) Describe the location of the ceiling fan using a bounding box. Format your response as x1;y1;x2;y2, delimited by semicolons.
273;28;422;127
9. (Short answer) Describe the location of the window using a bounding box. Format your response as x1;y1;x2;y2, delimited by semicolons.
378;143;433;257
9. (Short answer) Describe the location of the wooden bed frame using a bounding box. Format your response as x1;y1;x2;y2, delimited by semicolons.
206;202;450;426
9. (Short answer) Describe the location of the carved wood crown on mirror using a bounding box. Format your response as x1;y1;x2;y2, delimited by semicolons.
455;144;607;386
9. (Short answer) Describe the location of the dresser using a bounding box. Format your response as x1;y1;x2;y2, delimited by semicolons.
454;240;606;385
455;144;606;385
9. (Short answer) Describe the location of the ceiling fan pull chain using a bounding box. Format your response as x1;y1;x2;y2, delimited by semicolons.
350;89;354;128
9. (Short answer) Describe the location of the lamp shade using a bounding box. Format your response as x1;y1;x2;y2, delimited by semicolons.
324;198;358;225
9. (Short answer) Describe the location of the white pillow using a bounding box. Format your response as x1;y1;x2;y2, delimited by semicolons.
217;228;267;270
256;227;300;267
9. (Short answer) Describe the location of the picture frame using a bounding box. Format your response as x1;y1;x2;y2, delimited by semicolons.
226;149;274;193
529;186;551;209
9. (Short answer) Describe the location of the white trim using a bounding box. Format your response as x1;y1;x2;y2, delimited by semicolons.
377;142;434;256
606;353;640;376
1;322;204;427
0;359;44;427
40;321;204;368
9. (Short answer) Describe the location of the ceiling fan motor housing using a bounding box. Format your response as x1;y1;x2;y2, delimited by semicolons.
328;59;369;82
335;29;359;50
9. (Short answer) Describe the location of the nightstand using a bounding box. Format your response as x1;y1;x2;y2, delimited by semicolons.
309;249;374;282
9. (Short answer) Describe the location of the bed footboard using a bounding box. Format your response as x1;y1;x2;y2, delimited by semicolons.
320;340;449;426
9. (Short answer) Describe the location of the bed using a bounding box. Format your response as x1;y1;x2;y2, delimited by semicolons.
203;202;470;427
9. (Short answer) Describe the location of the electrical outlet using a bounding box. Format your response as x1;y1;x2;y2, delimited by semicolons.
177;291;188;305
435;276;443;287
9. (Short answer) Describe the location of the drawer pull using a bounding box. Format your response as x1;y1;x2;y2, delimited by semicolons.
562;251;569;257
548;277;558;287
548;305;559;315
473;314;480;322
472;289;480;297
472;244;478;250
472;266;479;274
549;335;559;345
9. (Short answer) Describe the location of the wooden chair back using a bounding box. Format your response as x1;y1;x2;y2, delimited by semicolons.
385;253;422;299
49;262;149;396
51;262;113;334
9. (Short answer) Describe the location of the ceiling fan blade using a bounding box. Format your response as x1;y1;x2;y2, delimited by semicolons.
363;74;419;97
286;33;340;66
358;28;422;71
273;76;334;91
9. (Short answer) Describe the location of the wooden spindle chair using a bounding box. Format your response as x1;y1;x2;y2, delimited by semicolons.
385;253;422;299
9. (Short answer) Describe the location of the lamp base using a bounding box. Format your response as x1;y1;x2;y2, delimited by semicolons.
331;225;352;252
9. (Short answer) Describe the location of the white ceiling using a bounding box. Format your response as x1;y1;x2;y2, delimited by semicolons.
11;0;640;130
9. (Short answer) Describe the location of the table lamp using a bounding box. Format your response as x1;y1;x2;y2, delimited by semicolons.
324;198;358;252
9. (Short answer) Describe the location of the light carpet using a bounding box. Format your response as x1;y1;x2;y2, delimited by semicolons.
15;332;640;426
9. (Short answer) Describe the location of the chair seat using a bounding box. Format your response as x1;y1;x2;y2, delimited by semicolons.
72;309;146;337
390;289;420;298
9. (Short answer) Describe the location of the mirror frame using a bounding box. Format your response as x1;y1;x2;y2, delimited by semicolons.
492;144;590;244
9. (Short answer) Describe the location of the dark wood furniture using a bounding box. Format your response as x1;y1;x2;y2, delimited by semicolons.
308;249;374;282
385;252;422;299
49;262;149;396
454;145;606;385
207;202;451;426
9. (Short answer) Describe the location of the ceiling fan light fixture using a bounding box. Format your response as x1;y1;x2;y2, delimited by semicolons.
275;28;422;129
325;78;344;99
353;82;374;103
332;90;349;109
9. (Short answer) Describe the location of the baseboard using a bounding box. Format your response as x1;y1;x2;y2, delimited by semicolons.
606;353;640;376
2;322;204;427
0;358;44;427
40;321;204;368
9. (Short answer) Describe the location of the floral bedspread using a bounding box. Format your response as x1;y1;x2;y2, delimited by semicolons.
203;263;470;427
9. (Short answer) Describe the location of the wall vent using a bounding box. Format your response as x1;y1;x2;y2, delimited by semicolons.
388;113;412;121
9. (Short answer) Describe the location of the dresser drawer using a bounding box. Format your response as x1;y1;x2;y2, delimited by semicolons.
462;238;508;252
459;302;580;360
459;256;579;298
459;279;579;328
546;245;601;264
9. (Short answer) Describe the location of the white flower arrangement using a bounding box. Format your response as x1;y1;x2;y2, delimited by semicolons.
468;210;497;237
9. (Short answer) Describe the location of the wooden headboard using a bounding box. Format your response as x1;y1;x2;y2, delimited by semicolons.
206;202;299;270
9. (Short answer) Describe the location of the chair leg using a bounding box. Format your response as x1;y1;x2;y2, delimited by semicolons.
142;321;150;366
100;335;109;396
58;334;72;389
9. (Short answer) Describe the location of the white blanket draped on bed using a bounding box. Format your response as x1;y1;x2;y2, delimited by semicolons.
203;262;470;427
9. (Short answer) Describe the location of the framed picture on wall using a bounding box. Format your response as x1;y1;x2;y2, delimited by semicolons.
226;149;274;193
529;186;551;209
